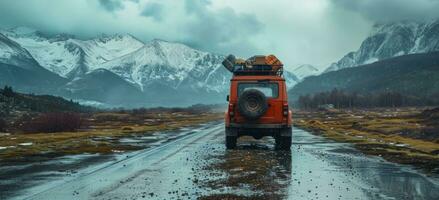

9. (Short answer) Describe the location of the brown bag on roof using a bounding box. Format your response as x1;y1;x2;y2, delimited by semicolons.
265;55;283;66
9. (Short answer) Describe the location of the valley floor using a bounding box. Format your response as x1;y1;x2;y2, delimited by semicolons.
0;110;223;162
293;107;439;174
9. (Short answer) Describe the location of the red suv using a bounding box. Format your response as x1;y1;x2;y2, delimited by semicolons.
223;55;292;150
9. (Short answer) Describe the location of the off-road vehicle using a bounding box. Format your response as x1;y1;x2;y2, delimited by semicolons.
222;55;292;150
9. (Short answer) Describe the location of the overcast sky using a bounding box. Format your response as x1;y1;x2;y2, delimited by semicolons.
1;0;438;69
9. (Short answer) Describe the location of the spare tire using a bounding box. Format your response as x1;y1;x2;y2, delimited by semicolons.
238;89;268;120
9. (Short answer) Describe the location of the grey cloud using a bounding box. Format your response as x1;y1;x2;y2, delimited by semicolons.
3;0;431;68
185;0;210;14
183;0;264;56
140;2;164;21
332;0;439;22
98;0;124;12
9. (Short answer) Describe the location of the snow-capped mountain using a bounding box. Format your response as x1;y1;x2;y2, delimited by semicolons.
0;27;300;107
0;32;40;69
290;64;321;80
0;32;66;94
325;20;439;72
101;39;229;92
2;27;144;78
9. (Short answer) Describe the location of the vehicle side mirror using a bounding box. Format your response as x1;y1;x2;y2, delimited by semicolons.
226;95;229;102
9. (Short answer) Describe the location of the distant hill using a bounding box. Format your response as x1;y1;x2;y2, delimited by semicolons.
0;86;94;117
289;52;439;103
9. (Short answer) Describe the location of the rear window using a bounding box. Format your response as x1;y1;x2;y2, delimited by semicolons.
238;83;279;98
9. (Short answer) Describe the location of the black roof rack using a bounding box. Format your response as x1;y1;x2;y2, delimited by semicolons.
232;65;283;76
222;54;284;76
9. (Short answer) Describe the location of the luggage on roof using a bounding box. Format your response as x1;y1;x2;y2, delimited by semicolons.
222;54;284;76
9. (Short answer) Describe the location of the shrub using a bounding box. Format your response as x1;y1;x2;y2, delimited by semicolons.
0;118;6;132
132;108;148;115
94;113;129;122
2;85;14;97
122;126;133;131
21;112;82;133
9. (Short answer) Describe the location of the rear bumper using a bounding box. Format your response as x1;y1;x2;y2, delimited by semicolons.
226;123;291;137
228;123;290;129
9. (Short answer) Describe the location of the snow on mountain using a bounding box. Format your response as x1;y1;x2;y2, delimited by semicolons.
0;27;299;106
0;31;67;95
0;32;40;69
325;20;439;73
71;34;145;71
2;27;144;78
290;64;320;80
282;71;300;89
100;39;228;92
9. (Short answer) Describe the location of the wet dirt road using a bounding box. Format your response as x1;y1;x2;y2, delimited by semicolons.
4;123;439;200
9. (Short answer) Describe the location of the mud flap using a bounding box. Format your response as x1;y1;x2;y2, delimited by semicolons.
280;127;292;137
225;128;238;136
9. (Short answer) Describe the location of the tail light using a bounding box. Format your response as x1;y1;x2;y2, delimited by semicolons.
283;104;289;116
229;104;235;116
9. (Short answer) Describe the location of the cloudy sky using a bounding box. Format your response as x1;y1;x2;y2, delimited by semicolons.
0;0;438;69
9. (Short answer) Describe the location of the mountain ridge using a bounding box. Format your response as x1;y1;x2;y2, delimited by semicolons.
325;20;439;72
290;51;439;103
290;64;320;80
0;27;299;107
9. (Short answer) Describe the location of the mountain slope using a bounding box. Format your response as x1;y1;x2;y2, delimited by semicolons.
0;33;67;94
0;33;40;69
101;39;228;90
290;64;320;80
2;28;144;78
283;71;300;89
97;39;233;106
325;20;439;72
63;69;144;106
290;52;439;101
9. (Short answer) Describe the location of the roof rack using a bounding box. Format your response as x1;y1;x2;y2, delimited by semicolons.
222;55;284;76
233;65;284;76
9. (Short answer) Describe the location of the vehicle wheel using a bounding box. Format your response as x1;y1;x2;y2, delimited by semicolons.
226;136;237;149
237;89;268;120
276;136;291;150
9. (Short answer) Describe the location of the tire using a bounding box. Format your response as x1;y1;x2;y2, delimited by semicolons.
275;136;292;150
226;136;237;149
237;89;268;120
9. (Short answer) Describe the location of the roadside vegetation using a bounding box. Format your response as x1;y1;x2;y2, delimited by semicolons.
297;88;438;109
293;107;439;174
0;86;223;162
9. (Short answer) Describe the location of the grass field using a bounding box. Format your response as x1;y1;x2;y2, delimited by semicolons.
0;110;223;161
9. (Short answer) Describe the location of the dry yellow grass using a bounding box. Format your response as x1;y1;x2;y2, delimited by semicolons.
293;108;439;172
0;111;223;160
